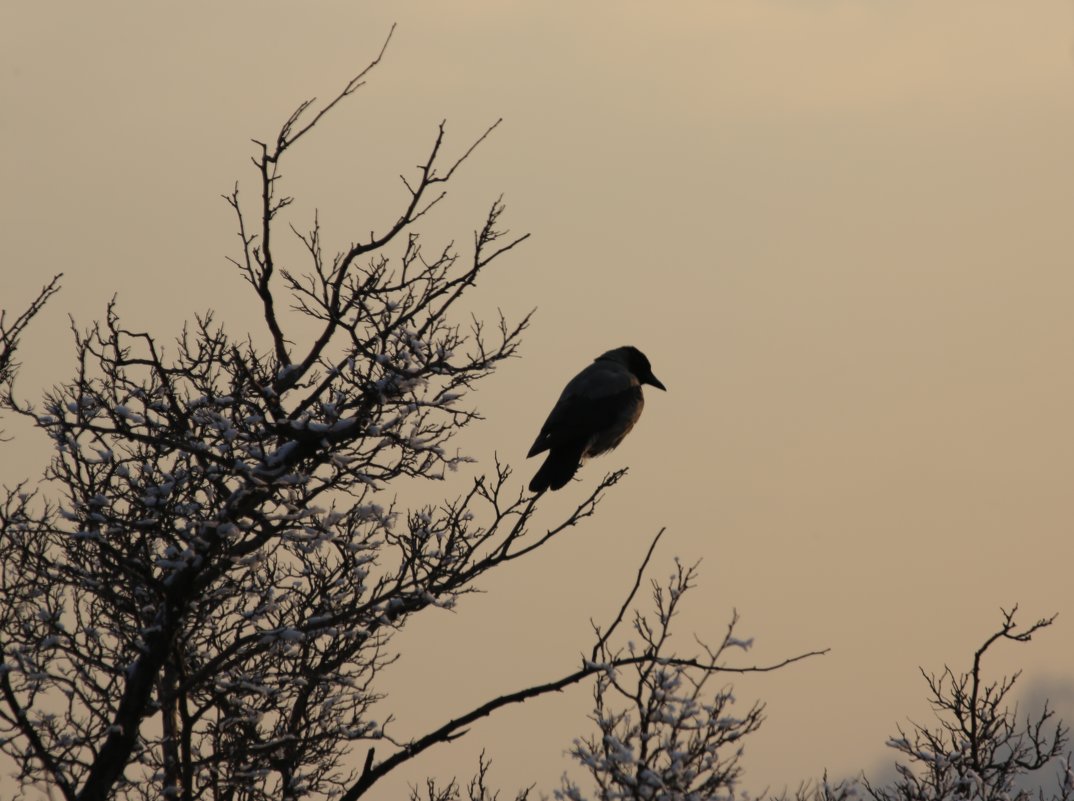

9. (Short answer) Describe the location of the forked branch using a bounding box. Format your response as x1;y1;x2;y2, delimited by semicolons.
344;528;826;799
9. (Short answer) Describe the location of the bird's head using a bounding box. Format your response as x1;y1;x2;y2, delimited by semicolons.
599;346;667;391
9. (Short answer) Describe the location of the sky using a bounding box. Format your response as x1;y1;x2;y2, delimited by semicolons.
3;1;1074;796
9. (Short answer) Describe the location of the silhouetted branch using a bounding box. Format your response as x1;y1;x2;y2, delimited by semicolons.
968;606;1058;773
863;607;1068;801
0;273;62;409
0;26;823;801
346;546;824;800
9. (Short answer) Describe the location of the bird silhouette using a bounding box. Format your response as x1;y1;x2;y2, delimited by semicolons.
527;346;666;493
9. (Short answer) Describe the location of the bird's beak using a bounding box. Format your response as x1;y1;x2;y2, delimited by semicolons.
647;374;667;391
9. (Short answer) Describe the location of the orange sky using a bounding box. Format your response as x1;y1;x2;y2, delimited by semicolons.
3;1;1074;795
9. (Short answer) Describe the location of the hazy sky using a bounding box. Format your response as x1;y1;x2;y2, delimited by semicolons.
3;1;1074;795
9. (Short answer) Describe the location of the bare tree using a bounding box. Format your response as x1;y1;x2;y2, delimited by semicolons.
0;32;818;801
781;608;1071;801
557;557;767;801
863;607;1070;801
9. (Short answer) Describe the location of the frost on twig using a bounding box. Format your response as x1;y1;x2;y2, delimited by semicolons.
863;607;1069;801
559;549;801;801
0;28;827;801
0;29;544;801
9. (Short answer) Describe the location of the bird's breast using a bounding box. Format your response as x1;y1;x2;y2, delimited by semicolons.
584;390;644;458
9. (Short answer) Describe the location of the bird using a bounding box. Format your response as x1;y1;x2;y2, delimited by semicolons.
527;346;666;493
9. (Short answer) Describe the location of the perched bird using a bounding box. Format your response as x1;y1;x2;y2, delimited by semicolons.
527;346;666;493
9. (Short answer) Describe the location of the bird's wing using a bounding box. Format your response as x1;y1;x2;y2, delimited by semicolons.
527;363;638;457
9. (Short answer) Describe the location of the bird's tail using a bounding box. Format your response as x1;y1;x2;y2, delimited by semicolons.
529;445;585;493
